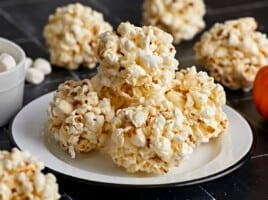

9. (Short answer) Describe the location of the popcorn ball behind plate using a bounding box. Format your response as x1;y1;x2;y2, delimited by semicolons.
142;0;206;44
43;3;112;70
194;17;268;91
48;79;114;158
0;148;60;200
92;22;179;108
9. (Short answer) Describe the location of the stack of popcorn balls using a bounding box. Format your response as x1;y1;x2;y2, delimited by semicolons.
0;148;60;200
48;22;228;174
194;17;268;92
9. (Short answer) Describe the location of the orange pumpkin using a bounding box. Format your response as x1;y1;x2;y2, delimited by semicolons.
253;66;268;120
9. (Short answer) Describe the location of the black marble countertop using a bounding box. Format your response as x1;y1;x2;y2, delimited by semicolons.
1;0;268;199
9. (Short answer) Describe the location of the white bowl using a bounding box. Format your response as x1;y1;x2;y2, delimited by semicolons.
0;37;25;126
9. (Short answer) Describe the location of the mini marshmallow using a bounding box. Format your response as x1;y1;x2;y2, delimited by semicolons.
26;68;45;85
32;57;52;75
24;57;33;70
0;53;16;72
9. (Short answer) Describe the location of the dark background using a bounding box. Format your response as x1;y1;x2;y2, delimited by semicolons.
0;0;268;199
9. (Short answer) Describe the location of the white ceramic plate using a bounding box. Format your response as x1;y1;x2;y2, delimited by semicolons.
10;92;253;187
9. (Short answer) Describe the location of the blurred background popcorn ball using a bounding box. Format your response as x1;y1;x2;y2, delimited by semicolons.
142;0;206;44
0;148;60;200
43;3;112;70
92;22;179;108
48;79;114;158
194;17;268;92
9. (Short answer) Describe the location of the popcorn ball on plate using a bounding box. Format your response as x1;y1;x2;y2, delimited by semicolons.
109;67;228;174
194;17;268;91
109;102;195;174
0;148;60;200
142;0;206;44
166;67;228;144
48;79;114;158
43;3;112;70
92;22;179;108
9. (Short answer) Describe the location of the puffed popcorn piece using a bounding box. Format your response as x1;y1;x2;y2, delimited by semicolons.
92;22;179;108
25;67;45;85
0;53;16;72
142;0;206;44
43;3;112;70
194;17;268;91
109;101;196;174
166;66;228;144
32;57;52;75
0;148;60;200
48;79;115;158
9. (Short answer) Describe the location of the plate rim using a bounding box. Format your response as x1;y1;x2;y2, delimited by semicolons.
8;91;254;188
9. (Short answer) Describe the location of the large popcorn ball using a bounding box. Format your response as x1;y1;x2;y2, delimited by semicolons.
48;79;114;158
166;67;229;144
92;22;179;108
44;3;112;70
109;101;195;174
0;148;60;200
142;0;206;44
194;17;268;91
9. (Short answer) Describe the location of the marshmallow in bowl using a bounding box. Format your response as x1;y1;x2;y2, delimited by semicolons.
0;148;60;200
0;53;16;72
142;0;206;44
194;17;268;91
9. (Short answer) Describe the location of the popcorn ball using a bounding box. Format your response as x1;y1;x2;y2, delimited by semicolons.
0;148;60;200
92;22;179;108
43;3;112;70
48;79;114;158
110;102;195;174
194;17;268;91
142;0;206;44
166;67;228;144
